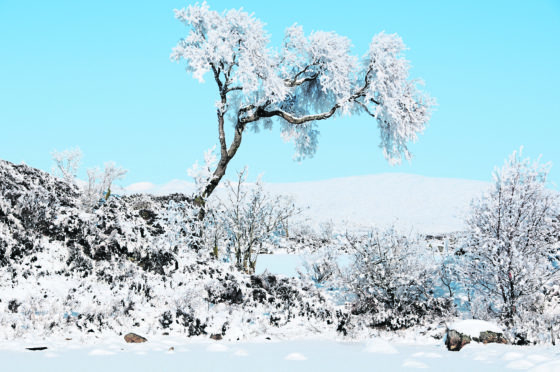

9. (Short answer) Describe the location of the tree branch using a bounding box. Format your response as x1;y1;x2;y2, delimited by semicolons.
256;105;339;125
284;65;319;87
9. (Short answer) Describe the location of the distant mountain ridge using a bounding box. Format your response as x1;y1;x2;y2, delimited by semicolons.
125;174;491;234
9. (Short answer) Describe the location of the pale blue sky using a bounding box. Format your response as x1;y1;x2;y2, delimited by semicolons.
1;0;559;185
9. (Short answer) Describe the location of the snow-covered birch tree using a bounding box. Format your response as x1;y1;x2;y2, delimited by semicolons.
171;2;434;200
460;148;559;328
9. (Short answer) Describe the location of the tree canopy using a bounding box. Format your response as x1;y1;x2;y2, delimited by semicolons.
172;2;434;198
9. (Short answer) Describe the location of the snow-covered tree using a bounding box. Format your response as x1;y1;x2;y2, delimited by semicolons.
217;168;299;272
172;2;434;199
459;148;559;328
51;147;82;184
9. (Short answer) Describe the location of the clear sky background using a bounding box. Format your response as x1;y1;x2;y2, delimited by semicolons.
1;0;559;186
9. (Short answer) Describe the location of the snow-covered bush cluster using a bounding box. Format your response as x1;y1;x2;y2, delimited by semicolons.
339;228;453;330
1;147;559;345
293;148;560;344
51;147;128;210
0;160;343;340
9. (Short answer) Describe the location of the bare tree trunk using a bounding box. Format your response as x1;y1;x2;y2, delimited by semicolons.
202;122;245;200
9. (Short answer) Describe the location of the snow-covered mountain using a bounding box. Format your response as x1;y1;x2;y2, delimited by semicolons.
125;174;490;234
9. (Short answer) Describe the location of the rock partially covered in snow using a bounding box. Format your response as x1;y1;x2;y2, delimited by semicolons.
446;320;508;351
445;329;471;351
124;333;147;343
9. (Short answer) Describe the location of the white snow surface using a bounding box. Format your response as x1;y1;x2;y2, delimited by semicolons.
448;320;504;337
1;336;559;372
124;173;489;234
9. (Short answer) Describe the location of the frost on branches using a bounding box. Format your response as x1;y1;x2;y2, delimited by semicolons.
342;228;452;330
171;2;434;198
187;146;218;196
209;168;300;273
459;148;560;342
51;147;82;184
82;161;128;210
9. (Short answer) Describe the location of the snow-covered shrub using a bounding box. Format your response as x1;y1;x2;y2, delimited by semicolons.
51;147;82;184
457;149;560;342
298;249;338;285
187;146;218;197
214;168;300;272
343;228;452;330
82;161;127;209
50;148;127;210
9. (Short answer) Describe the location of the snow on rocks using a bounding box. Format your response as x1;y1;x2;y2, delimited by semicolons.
448;320;503;338
446;320;508;351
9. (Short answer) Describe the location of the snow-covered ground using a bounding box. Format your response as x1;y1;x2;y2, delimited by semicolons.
2;337;559;372
125;173;489;234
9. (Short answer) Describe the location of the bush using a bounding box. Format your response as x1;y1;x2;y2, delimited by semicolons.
343;228;452;330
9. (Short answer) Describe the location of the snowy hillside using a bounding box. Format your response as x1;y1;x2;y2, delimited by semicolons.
126;174;490;234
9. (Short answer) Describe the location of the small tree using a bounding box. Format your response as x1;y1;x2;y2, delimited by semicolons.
218;168;299;272
172;2;434;200
51;147;82;184
460;148;559;327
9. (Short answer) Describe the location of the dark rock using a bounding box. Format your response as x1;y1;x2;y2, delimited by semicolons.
210;333;223;340
513;332;532;346
26;347;48;351
446;328;509;351
445;329;471;351
474;331;508;345
159;311;173;329
124;333;148;343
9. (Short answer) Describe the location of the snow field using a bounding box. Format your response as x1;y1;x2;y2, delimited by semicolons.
1;338;558;372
